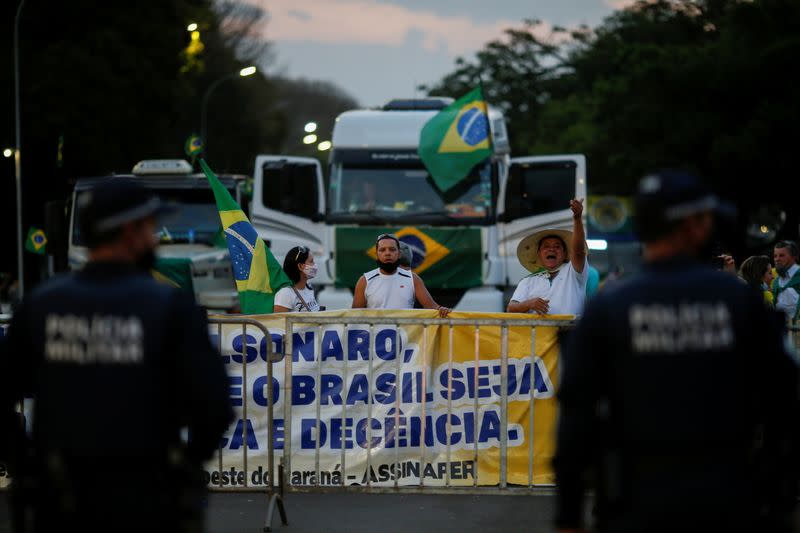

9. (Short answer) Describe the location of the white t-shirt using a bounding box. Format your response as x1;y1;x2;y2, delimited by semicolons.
776;263;800;322
363;268;415;309
510;258;589;316
274;285;320;312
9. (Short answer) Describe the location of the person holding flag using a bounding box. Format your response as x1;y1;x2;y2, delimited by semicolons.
187;134;292;314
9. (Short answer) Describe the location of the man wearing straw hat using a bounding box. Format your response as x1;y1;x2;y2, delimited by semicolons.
507;199;589;316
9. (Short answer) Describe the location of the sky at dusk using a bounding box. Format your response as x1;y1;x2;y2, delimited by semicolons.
250;0;631;108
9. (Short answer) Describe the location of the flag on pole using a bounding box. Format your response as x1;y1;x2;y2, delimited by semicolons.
198;158;292;314
418;86;493;192
25;227;47;255
185;133;204;163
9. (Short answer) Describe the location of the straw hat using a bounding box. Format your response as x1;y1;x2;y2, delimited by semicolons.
516;229;588;273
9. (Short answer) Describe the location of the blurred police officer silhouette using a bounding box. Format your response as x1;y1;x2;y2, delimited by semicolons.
1;178;233;532
554;171;798;533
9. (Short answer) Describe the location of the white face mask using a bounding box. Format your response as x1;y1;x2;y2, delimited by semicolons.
303;264;318;279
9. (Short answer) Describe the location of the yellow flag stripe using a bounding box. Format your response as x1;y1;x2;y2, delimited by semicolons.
219;209;248;228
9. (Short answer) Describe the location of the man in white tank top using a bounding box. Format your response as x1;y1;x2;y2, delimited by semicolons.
352;233;450;317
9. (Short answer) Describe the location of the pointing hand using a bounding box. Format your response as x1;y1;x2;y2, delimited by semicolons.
570;198;584;219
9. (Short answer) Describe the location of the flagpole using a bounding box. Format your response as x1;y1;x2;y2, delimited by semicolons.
14;0;27;298
476;74;495;155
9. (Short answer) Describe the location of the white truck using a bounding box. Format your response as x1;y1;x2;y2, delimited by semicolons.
66;159;242;311
250;97;587;312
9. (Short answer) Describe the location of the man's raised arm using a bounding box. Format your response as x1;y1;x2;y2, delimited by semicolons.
570;198;586;273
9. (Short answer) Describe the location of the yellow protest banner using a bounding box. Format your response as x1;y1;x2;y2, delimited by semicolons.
206;310;571;488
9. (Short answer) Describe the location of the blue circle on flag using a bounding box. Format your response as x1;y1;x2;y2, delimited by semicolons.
400;235;426;269
34;234;44;244
457;108;489;146
225;221;258;281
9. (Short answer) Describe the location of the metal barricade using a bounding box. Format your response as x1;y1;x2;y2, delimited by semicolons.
280;314;574;496
790;325;800;357
207;316;288;532
0;314;14;492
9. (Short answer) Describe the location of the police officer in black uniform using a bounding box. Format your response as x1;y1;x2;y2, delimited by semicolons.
554;171;798;533
0;179;234;532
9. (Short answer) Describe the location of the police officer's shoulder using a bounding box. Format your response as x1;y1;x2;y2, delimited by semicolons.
118;267;191;299
22;271;80;305
687;263;754;292
158;282;204;314
593;272;639;301
604;261;752;302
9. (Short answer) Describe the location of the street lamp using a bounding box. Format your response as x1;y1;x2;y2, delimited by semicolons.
187;22;198;32
304;122;317;133
3;148;13;158
302;134;317;145
200;66;257;151
318;141;332;151
15;0;27;297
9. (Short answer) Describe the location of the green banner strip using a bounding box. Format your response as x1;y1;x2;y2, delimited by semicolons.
153;257;194;292
335;226;482;289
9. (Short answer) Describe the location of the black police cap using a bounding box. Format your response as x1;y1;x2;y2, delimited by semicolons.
78;178;170;239
633;170;735;241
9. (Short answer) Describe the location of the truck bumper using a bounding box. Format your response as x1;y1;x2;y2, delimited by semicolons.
197;289;239;311
454;287;505;313
317;287;353;311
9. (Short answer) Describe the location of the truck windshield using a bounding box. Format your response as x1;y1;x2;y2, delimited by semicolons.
72;188;225;246
328;157;494;224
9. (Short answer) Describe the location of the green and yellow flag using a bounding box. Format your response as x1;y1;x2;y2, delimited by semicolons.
151;257;194;291
418;86;492;192
25;227;47;255
199;159;291;313
185;133;204;162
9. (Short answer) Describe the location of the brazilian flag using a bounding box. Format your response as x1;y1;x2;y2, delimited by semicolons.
199;159;291;314
185;133;203;161
25;227;47;255
418;86;492;192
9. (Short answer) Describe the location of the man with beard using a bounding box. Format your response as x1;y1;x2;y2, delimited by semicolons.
507;199;589;316
0;179;233;532
772;240;800;324
351;233;450;316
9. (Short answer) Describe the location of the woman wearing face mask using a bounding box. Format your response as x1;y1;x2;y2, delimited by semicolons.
274;245;322;312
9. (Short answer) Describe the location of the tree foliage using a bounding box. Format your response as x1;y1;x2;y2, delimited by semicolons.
422;0;800;254
423;0;800;208
0;0;358;280
420;19;576;157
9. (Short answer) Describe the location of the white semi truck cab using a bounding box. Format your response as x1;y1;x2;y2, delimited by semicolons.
67;159;242;311
251;98;587;312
